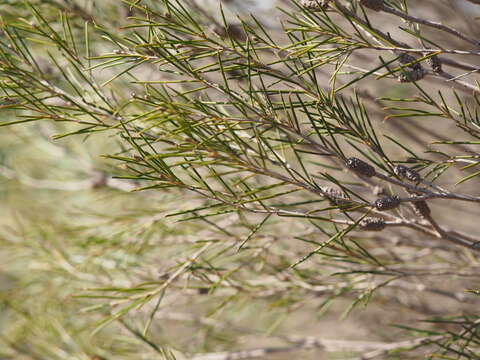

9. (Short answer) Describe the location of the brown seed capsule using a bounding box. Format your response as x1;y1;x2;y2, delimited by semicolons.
412;200;431;218
405;170;420;182
359;0;385;11
346;157;376;177
359;217;386;231
398;53;416;65
374;195;401;211
398;68;425;83
393;164;407;177
426;55;442;73
399;55;422;72
393;165;421;182
322;187;352;206
397;53;425;82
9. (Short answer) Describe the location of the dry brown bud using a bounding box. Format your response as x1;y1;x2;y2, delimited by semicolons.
374;195;401;211
346;157;376;177
359;217;386;231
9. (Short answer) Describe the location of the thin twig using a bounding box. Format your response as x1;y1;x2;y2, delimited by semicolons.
381;5;479;47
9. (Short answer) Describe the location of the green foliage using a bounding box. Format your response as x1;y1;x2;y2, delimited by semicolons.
1;0;479;359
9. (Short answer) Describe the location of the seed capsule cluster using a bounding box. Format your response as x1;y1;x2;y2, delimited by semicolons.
393;165;421;182
346;157;376;177
359;0;385;11
374;195;401;211
359;217;386;231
